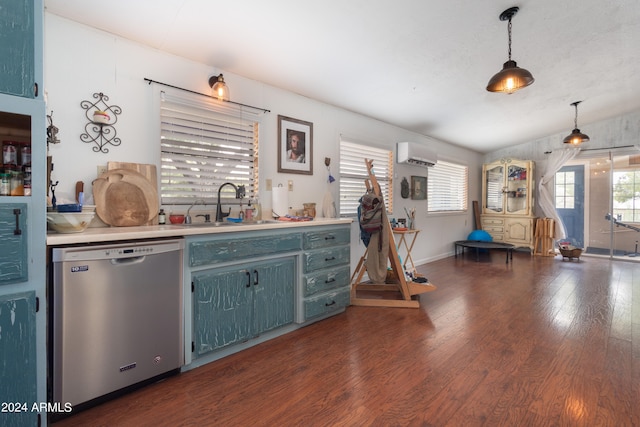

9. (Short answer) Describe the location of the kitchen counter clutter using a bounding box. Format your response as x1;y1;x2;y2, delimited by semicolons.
46;217;352;245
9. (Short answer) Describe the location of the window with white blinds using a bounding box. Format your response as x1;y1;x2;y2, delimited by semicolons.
427;160;468;212
339;139;393;216
159;91;260;205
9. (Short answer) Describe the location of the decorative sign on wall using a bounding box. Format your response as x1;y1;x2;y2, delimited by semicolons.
80;92;122;153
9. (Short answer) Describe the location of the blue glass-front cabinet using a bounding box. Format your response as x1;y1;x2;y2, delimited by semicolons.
0;0;46;425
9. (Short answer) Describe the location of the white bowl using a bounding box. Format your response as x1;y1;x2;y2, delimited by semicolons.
47;212;96;233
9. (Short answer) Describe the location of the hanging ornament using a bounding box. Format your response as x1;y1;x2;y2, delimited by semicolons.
401;177;410;198
325;157;335;183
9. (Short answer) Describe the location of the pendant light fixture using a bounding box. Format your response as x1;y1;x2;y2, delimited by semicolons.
208;74;230;101
563;101;589;145
486;6;534;94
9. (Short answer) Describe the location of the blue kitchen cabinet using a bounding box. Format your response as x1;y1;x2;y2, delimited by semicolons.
0;291;37;427
0;0;38;98
301;227;351;321
193;257;295;357
0;204;28;285
0;1;50;424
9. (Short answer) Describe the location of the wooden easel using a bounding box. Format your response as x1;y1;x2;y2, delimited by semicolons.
350;159;437;308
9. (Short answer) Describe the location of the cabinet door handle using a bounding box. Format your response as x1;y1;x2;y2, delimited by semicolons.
325;256;336;261
13;209;22;235
34;82;39;98
245;271;251;288
325;278;336;284
325;300;336;307
253;269;259;286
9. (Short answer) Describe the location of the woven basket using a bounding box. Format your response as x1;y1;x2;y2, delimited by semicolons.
559;248;583;259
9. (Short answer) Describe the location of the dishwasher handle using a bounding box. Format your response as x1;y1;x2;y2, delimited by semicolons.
110;256;146;266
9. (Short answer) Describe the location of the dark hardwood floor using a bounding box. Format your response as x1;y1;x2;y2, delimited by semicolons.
54;252;639;426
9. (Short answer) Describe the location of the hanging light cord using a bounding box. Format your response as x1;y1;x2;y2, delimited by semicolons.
572;101;582;128
507;17;513;61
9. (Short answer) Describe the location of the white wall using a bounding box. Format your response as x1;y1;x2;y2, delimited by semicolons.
44;13;483;267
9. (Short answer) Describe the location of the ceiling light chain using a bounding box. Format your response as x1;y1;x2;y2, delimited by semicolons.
507;18;512;61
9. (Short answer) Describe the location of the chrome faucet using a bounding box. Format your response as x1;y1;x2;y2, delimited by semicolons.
216;183;245;222
185;199;205;224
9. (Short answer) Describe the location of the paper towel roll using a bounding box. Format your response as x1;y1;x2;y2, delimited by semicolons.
272;186;289;218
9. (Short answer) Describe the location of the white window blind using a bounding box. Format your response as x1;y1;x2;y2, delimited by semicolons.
159;91;260;205
339;139;393;216
428;160;468;212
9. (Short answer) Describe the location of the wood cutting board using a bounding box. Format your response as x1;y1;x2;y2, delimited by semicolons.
93;169;159;227
107;162;159;225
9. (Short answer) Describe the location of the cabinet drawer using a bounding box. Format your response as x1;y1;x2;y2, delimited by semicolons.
483;225;504;233
303;265;350;297
487;232;504;242
303;227;350;250
303;246;350;273
304;288;350;320
189;233;302;267
482;218;504;226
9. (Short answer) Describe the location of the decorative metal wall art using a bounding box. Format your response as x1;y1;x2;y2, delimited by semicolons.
80;92;122;153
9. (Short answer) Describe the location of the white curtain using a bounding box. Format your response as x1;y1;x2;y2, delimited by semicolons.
538;148;581;239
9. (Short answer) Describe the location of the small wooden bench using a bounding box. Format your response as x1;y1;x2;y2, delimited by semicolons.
454;240;515;264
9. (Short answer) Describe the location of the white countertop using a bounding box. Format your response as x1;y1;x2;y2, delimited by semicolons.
46;218;353;246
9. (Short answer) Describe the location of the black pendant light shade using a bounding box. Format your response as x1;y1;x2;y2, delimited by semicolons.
563;101;589;145
486;60;535;93
486;7;534;94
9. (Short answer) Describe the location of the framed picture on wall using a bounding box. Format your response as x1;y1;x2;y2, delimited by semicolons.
411;175;427;200
277;115;313;175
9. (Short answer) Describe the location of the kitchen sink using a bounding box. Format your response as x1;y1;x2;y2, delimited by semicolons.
182;221;231;227
179;219;280;227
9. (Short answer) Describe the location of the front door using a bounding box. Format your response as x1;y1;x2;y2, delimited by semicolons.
556;165;585;247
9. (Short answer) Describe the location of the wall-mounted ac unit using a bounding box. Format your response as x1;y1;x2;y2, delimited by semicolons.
396;142;437;167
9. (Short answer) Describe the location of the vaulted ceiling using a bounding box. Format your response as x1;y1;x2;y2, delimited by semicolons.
44;0;640;153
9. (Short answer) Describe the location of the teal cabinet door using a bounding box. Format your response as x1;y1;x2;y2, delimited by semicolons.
0;204;28;285
193;267;254;356
193;257;295;358
0;291;37;427
0;0;35;98
253;258;295;335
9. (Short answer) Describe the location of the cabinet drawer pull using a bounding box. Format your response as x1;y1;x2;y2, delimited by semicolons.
325;278;336;284
324;256;336;261
324;236;335;240
13;208;22;235
325;300;336;307
245;271;251;288
253;269;259;286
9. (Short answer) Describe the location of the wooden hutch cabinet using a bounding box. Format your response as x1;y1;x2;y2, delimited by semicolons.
481;158;536;251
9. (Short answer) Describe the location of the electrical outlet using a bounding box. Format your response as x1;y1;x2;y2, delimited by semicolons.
97;165;107;177
288;180;293;191
266;179;272;191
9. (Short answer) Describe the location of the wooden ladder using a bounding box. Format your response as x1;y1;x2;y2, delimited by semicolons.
350;159;436;308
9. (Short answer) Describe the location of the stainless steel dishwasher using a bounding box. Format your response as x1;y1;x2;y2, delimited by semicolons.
51;238;184;409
